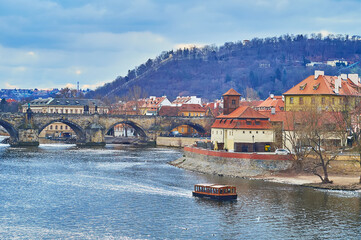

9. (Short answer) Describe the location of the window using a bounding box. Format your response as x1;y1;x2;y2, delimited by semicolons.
290;97;294;104
322;97;325;104
299;97;304;105
232;100;236;105
50;125;53;130
246;121;252;125
263;131;265;134
255;121;260;125
332;98;335;105
65;126;68;130
249;131;252;133
256;131;258;134
311;97;315;104
60;126;63;130
243;131;245;134
55;126;58;130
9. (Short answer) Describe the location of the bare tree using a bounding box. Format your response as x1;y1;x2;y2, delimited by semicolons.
282;111;312;171
301;108;345;183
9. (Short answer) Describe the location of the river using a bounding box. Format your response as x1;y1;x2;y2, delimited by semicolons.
0;138;360;239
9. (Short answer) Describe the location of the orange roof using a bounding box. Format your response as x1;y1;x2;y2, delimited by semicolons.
223;88;241;96
179;104;206;112
239;100;263;107
283;75;361;96
158;106;180;116
212;118;272;130
217;106;269;119
256;96;284;111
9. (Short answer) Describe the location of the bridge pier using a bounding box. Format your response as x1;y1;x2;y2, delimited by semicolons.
11;128;39;147
77;123;106;147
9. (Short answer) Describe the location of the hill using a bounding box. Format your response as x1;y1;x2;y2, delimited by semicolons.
88;34;361;101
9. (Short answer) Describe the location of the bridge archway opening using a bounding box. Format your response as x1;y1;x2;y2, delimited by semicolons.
38;120;85;143
167;122;207;137
106;121;147;139
0;119;18;143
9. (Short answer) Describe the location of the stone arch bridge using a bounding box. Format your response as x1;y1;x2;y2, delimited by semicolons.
0;112;214;147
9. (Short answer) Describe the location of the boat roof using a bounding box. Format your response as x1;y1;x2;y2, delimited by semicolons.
194;184;235;188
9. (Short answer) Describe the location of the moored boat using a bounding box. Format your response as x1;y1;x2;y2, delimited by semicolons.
192;184;237;200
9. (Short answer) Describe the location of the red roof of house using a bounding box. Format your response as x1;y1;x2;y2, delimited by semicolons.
239;100;263;107
223;88;241;96
158;106;180;116
211;118;272;130
217;106;269;119
283;75;361;96
256;96;284;111
179;104;206;112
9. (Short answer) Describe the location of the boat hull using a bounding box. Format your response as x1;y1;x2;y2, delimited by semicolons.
192;192;237;200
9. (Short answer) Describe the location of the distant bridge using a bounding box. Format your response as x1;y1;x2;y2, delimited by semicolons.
0;111;214;146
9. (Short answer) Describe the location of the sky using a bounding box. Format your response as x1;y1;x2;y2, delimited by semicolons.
1;0;361;90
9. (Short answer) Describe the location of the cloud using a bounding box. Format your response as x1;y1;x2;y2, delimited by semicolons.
5;82;18;88
1;0;361;90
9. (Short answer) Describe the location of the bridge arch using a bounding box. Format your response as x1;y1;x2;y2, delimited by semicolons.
106;120;147;138
38;119;86;141
0;119;18;141
167;121;206;135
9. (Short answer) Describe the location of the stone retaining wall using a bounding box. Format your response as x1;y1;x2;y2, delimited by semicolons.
170;146;294;177
156;137;203;147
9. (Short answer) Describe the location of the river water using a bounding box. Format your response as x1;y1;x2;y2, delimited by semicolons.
0;139;360;239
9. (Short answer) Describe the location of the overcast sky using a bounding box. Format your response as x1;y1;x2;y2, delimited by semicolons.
1;0;361;90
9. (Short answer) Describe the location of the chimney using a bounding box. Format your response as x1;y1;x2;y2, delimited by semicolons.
335;76;341;94
270;94;274;99
348;74;359;85
314;70;324;79
271;107;276;115
341;74;347;80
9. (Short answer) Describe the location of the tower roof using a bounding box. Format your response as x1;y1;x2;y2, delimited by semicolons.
223;88;241;96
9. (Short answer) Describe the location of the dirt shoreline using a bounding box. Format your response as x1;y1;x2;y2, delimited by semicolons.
170;157;361;191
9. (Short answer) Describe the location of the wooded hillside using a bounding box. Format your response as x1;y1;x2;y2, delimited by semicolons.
88;34;361;101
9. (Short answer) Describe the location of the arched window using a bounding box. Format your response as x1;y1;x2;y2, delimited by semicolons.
50;125;53;130
55;126;58;130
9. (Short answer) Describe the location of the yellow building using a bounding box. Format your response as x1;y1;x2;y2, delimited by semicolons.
283;71;361;111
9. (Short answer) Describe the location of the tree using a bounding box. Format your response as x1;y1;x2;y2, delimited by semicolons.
301;108;345;183
0;98;7;112
282;111;312;171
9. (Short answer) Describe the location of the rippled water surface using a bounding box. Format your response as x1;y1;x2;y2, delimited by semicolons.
0;140;360;239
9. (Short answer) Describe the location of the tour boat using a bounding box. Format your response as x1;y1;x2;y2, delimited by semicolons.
192;184;237;200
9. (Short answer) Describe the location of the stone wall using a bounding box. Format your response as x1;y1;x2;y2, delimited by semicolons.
170;146;294;177
156;137;202;147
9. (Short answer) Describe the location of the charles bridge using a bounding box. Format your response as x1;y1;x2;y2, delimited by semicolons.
0;110;214;147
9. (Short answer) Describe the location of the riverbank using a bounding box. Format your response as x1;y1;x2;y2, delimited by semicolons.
170;146;361;191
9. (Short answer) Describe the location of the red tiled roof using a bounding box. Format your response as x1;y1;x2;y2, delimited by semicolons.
223;88;241;96
239;100;263;107
217;106;269;119
283;75;361;96
256;96;284;111
211;118;272;129
179;104;206;112
158;106;180;116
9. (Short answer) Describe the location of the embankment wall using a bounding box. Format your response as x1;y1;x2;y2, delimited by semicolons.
170;146;294;177
156;137;202;147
